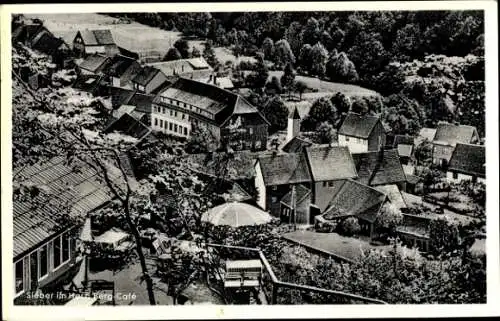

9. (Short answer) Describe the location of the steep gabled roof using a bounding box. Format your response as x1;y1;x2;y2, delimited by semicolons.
127;92;154;114
132;66;161;86
338;113;382;139
352;149;406;186
103;113;152;142
257;152;311;186
304;145;357;182
78;54;111;73
322;180;387;223
289;106;301;119
104;54;139;78
281;184;312;207
31;31;66;55
448;143;485;178
282;137;313;154
433;123;478;146
78;29;115;46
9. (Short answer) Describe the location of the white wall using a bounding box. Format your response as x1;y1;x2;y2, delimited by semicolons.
286;118;299;143
446;171;481;184
86;46;106;54
152;105;191;138
338;134;368;153
254;162;267;210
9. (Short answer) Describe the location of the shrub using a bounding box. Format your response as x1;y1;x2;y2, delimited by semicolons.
340;217;361;236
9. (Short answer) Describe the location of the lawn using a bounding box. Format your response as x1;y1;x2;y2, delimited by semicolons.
283;230;391;263
25;13;186;57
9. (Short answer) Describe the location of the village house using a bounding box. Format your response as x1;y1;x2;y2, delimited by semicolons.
392;135;415;165
446;143;485;184
76;53;112;76
12;22;47;47
13;157;116;302
431;122;479;167
145;57;213;81
73;29;119;58
338;113;386;153
152;77;270;150
254;152;312;215
131;65;168;94
102;54;142;88
351;149;408;191
396;213;432;252
30;31;71;68
313;180;389;239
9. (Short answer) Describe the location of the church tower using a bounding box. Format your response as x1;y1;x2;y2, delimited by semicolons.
287;106;301;142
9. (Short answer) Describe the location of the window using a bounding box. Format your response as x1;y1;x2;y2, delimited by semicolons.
175;111;178;117
53;237;61;269
170;110;173;116
174;124;178;132
328;181;334;187
323;182;327;187
184;127;188;135
154;118;158;126
15;260;24;294
271;197;277;203
160;119;163;128
62;233;70;262
169;123;173;131
345;137;350;141
452;172;458;179
162;107;166;114
39;245;48;279
182;114;185;120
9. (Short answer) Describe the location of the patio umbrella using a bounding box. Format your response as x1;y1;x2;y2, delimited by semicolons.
201;202;272;227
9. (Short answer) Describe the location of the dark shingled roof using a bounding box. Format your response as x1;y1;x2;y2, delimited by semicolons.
448;143;485;178
104;113;152;142
78;54;111;73
104;54;139;78
78;29;115;45
31;32;66;55
322;180;387;223
72;74;104;94
13;157;114;258
433;123;478;146
289;106;301;119
127;92;154;114
132;66;161;86
107;86;136;108
352;149;406;186
393;135;415;147
282;137;313;154
257;152;311;186
281;184;311;207
338;113;382;139
304;145;357;182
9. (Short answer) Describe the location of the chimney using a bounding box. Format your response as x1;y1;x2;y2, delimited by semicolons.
213;75;217;85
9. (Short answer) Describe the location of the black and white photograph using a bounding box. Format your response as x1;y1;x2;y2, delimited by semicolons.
1;1;499;319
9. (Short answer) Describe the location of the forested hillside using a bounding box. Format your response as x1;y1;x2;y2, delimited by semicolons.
105;11;485;137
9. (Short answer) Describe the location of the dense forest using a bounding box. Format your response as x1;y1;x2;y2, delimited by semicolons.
106;11;485;137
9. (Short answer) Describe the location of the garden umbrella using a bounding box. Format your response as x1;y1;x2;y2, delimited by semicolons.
201;202;272;227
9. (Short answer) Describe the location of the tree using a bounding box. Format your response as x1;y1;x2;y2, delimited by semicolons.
429;217;462;255
392;23;423;62
246;52;269;89
298;44;313;73
295;80;308;100
174;39;191;59
330;92;351;116
340;217;361;236
284;21;304;54
326;51;359;83
315;122;336;144
163;47;182;61
261;96;289;133
309;42;329;77
348;32;389;85
414;139;433;166
265;76;282;94
191;46;201;58
305;97;338;130
261;37;275;61
375;203;403;236
203;40;220;68
280;62;297;98
185;125;219;154
274;39;295;69
301;17;320;45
